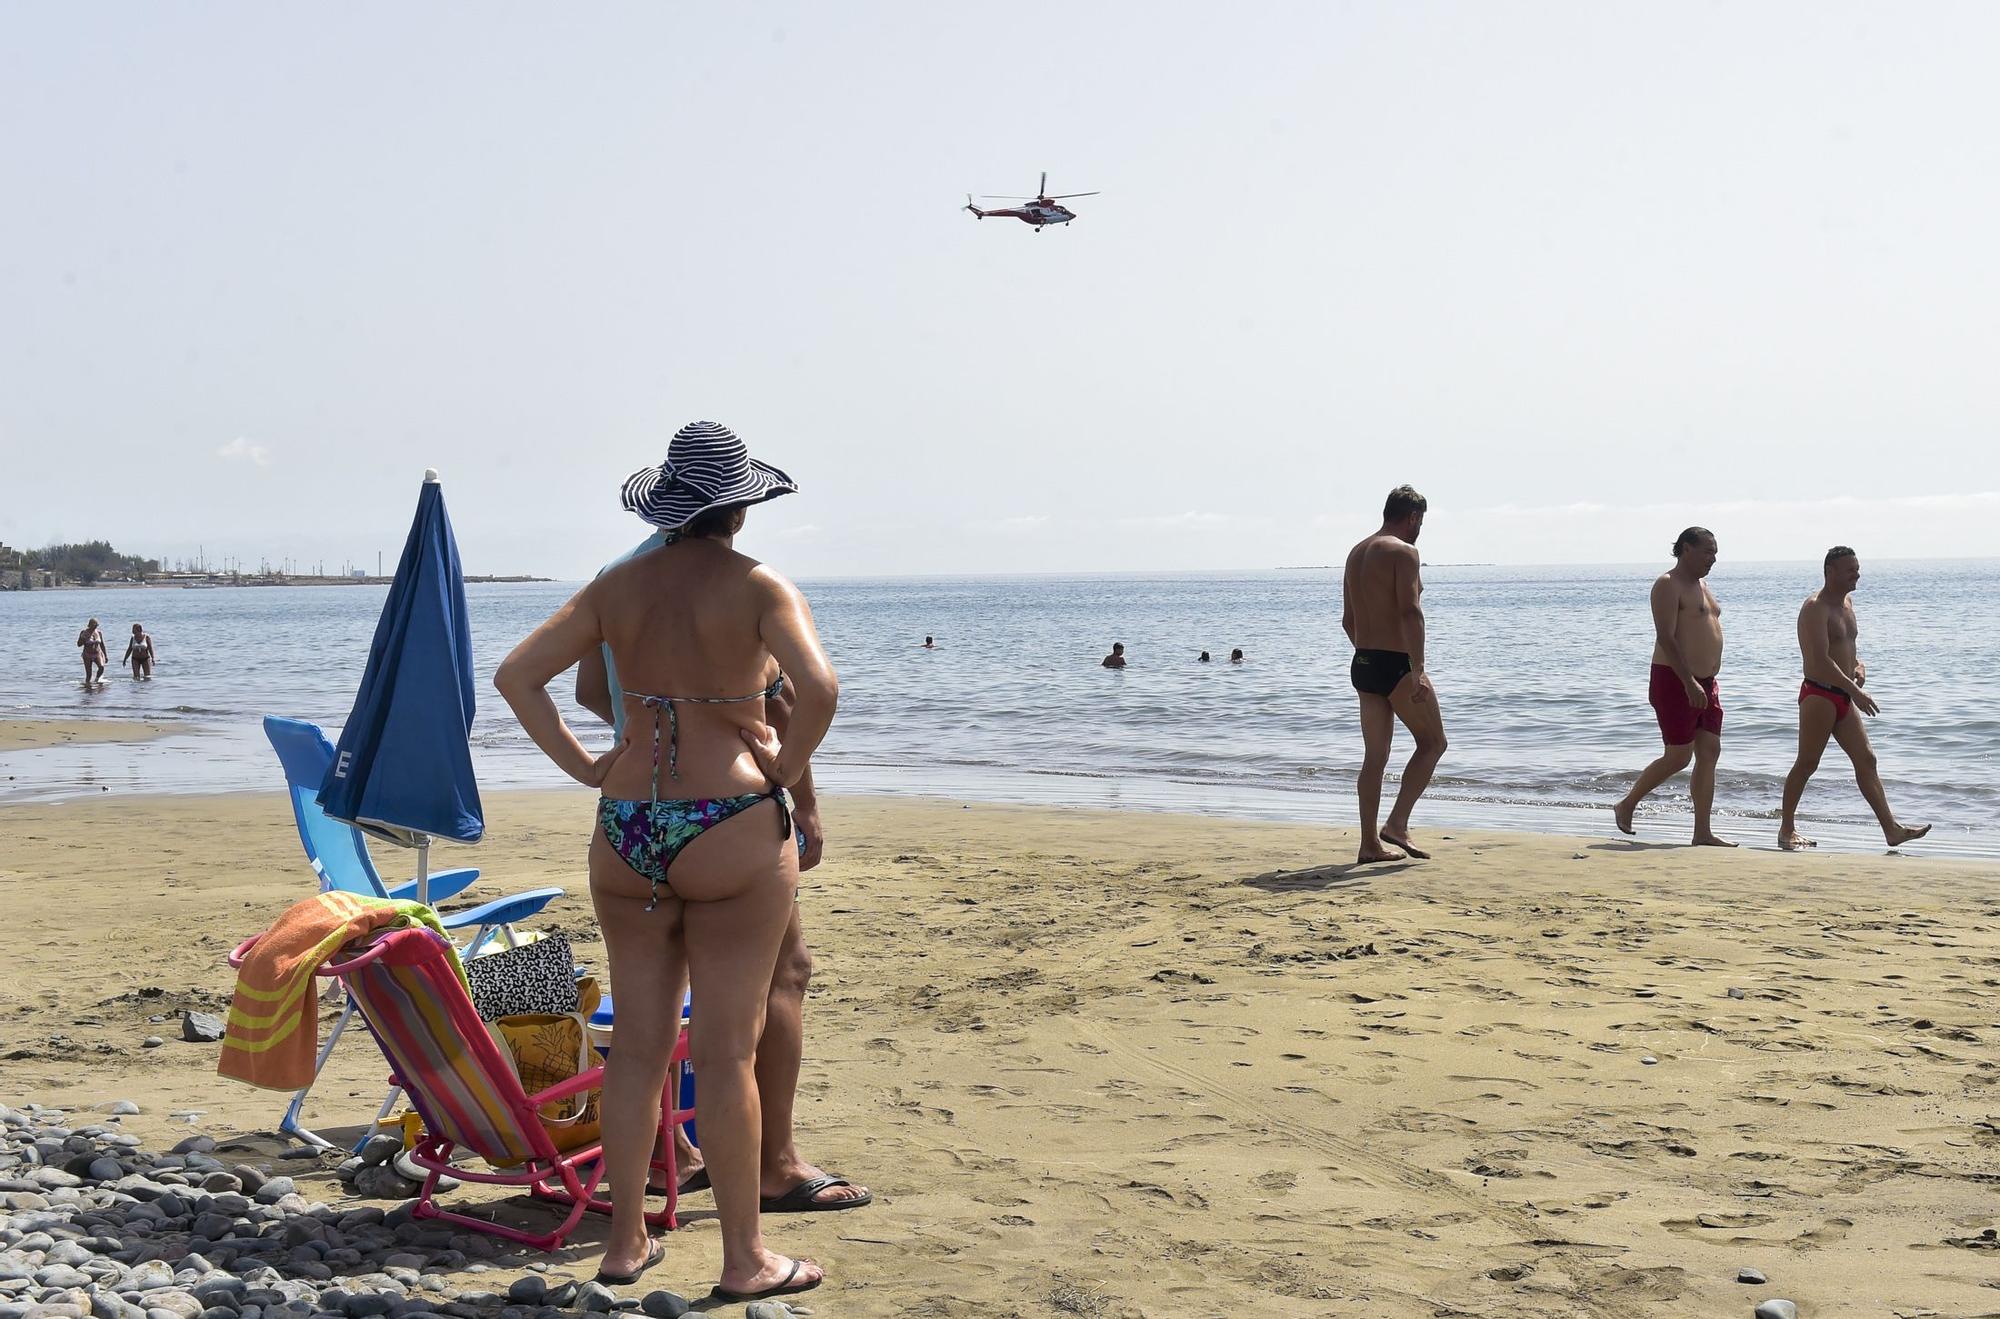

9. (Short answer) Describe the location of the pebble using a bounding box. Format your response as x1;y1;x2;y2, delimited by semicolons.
1753;1302;1798;1319
105;1102;142;1117
1640;1055;1658;1065
745;1305;803;1319
142;1037;165;1049
355;1136;404;1170
1727;987;1747;999
252;1177;297;1204
0;1099;587;1319
1738;1267;1767;1284
352;1167;419;1201
637;1295;688;1319
180;1014;225;1044
126;1261;179;1291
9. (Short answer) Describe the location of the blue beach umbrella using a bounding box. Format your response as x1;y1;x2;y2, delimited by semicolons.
318;470;482;899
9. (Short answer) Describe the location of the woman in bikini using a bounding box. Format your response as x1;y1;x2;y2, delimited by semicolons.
77;618;109;686
496;422;835;1302
124;624;156;680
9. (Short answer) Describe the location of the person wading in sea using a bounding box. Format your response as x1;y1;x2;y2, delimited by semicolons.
76;619;108;686
124;623;157;680
1776;546;1931;852
1342;485;1445;863
1613;527;1734;846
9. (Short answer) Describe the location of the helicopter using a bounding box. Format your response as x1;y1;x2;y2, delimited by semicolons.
963;172;1100;231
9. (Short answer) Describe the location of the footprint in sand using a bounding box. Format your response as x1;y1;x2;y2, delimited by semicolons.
1660;1212;1777;1239
1790;1216;1854;1249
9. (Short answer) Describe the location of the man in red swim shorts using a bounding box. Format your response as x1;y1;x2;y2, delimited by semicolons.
1776;547;1930;852
1613;528;1735;846
1648;664;1722;745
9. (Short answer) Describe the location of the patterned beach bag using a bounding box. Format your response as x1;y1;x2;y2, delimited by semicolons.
484;976;604;1155
464;930;580;1020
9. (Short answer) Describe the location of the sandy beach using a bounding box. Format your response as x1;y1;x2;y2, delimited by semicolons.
0;718;169;753
3;785;1996;1317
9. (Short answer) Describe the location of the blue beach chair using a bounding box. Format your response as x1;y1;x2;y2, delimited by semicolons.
262;715;566;1147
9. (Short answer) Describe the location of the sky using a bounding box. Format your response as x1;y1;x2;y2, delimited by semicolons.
3;2;1997;580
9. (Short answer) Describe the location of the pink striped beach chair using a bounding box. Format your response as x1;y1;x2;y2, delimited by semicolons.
232;925;689;1252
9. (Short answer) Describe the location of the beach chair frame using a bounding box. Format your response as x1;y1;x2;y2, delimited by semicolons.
262;715;566;1149
232;927;689;1251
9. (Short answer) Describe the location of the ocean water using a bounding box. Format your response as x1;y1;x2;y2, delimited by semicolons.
2;560;1996;857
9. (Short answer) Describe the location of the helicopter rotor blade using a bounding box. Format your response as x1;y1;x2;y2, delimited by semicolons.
977;195;1036;200
1039;170;1047;196
1043;191;1100;199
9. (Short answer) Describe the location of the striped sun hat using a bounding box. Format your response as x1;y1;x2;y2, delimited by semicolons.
619;420;798;530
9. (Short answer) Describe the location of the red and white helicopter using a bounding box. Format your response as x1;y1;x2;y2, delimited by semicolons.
963;172;1100;231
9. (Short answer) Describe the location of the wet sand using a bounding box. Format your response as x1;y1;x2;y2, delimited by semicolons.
0;717;170;752
2;790;1996;1316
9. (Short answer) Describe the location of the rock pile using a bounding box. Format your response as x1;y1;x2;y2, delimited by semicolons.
1;1103;693;1319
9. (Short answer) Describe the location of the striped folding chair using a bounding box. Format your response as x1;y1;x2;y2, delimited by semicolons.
232;925;690;1252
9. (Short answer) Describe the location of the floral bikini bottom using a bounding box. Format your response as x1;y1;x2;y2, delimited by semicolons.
598;788;798;911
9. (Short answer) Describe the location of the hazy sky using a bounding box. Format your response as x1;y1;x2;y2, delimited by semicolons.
4;3;1996;579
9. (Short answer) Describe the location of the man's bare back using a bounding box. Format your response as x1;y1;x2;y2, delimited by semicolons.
1343;534;1421;654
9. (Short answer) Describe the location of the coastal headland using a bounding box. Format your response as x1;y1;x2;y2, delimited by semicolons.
3;784;1995;1315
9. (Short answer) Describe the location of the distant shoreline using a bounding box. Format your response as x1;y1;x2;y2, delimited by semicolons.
5;574;551;592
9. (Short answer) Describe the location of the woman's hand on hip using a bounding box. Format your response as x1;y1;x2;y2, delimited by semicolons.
740;721;789;785
580;736;630;789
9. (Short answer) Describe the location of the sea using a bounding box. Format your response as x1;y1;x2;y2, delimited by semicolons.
3;561;1997;858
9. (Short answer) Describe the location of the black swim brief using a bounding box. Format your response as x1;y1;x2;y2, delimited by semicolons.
1350;648;1413;697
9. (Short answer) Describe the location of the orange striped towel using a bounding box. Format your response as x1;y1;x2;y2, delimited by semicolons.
219;891;456;1091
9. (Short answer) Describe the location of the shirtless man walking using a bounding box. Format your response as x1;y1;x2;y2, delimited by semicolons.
1342;485;1445;863
1613;528;1733;845
1777;547;1930;851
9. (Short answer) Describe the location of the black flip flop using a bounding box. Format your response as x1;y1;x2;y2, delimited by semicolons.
709;1258;823;1303
592;1237;665;1287
645;1165;709;1196
760;1174;872;1214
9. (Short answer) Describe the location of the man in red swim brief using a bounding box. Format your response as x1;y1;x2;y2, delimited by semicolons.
1651;665;1723;743
1777;547;1929;851
1797;678;1850;722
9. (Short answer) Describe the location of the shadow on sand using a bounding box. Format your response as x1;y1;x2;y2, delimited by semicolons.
1240;861;1398;893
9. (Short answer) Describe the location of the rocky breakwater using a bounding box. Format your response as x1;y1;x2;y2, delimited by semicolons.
0;1103;696;1319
